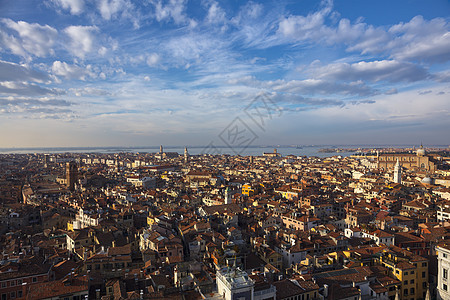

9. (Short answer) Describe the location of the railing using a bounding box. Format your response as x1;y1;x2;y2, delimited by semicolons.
216;271;254;290
253;286;276;297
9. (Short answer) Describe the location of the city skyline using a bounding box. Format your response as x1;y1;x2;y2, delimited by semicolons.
0;0;449;147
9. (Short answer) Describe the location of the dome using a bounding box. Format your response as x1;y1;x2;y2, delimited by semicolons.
421;177;432;184
417;146;426;156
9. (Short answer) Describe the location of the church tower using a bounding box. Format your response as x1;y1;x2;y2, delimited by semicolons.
225;187;231;204
394;158;402;184
184;147;189;163
159;145;163;154
66;161;78;191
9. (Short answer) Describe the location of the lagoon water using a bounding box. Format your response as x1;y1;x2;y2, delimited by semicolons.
1;144;443;158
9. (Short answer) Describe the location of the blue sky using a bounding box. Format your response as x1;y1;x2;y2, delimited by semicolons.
0;0;449;147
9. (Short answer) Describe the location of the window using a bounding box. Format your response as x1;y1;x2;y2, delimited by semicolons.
32;277;37;283
17;279;22;285
410;288;414;295
10;292;15;299
17;291;22;298
411;271;414;274
404;289;408;295
0;282;5;288
444;268;448;279
444;284;448;291
405;271;408;275
10;280;15;287
411;279;414;284
422;262;427;267
404;280;408;285
444;253;447;258
422;272;426;278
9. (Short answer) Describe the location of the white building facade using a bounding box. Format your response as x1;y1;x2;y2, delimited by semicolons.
437;245;450;300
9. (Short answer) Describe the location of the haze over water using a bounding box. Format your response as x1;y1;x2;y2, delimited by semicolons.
1;144;448;157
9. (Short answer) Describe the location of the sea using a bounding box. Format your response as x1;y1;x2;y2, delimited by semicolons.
0;144;447;158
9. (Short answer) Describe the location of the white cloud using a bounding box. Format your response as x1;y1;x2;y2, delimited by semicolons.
278;0;333;42
70;87;111;96
205;1;226;24
0;81;62;96
226;76;374;96
242;2;263;19
152;0;189;25
276;6;449;63
165;33;219;63
388;16;450;63
97;0;138;27
0;97;71;107
269;79;374;96
278;11;328;41
146;53;160;66
50;0;84;15
52;61;95;80
64;25;99;58
229;2;279;49
0;60;50;83
98;46;108;56
433;71;450;82
315;85;450;124
277;9;392;56
0;19;57;59
313;60;429;83
339;23;390;54
98;0;122;19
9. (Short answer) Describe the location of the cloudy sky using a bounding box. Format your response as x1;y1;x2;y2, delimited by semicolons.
0;0;449;148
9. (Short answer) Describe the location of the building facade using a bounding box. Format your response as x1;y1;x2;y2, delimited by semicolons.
377;146;436;172
437;245;450;300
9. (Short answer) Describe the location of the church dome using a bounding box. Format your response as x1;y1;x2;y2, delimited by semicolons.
417;146;426;156
421;177;432;184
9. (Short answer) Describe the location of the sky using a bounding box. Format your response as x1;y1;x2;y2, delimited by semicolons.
0;0;449;148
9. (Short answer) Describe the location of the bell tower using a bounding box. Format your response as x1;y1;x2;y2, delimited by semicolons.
66;161;78;191
394;158;402;184
184;146;189;163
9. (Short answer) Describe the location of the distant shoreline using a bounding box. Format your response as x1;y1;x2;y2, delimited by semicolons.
0;144;448;157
